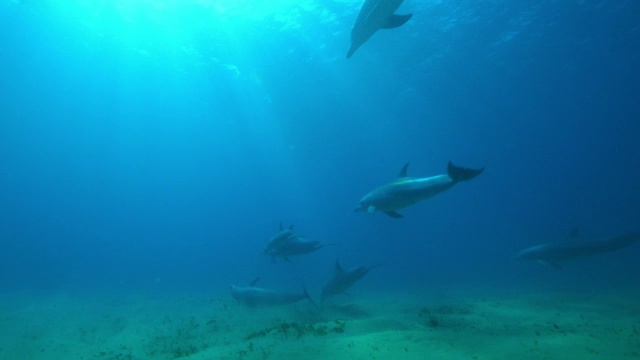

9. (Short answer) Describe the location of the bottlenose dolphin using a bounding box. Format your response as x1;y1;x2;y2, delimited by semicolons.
264;235;328;260
321;259;379;302
231;278;317;307
354;161;484;218
347;0;413;58
513;232;640;268
263;224;330;260
264;223;295;251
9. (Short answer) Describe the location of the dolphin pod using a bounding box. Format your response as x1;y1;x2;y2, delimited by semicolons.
231;161;483;306
225;4;637;310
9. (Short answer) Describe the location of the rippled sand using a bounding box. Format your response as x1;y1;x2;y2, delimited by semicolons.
1;287;639;360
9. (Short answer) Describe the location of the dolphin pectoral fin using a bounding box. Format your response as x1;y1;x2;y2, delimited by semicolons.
384;211;404;218
381;14;413;29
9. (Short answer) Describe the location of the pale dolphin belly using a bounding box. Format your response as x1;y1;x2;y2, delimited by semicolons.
366;175;454;211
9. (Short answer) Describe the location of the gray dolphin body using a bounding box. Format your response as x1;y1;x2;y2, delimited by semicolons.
264;224;328;260
231;278;316;307
264;223;295;252
347;0;412;58
354;161;484;218
514;232;640;268
321;260;378;302
265;236;326;260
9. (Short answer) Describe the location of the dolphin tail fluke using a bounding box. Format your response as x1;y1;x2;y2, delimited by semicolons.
304;287;318;308
447;161;484;183
381;14;413;29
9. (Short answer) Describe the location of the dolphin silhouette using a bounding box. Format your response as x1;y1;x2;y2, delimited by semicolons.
354;161;484;218
264;235;328;260
264;223;295;252
513;232;640;268
263;224;330;260
321;259;379;302
231;278;317;307
347;0;412;58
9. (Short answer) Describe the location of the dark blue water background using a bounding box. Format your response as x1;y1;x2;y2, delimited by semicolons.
1;0;639;296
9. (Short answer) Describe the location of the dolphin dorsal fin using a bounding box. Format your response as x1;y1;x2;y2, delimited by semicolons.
250;277;261;286
279;222;283;231
335;259;345;274
397;163;409;178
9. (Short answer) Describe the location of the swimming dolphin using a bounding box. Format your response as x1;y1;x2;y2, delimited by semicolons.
321;260;379;302
354;161;484;218
347;0;413;58
513;232;640;268
231;278;317;307
263;224;330;260
264;223;296;251
264;235;328;260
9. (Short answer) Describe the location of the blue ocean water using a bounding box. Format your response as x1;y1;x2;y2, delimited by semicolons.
1;0;639;300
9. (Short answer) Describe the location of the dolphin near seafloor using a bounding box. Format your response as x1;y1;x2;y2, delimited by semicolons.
231;278;317;307
513;232;640;268
321;259;379;302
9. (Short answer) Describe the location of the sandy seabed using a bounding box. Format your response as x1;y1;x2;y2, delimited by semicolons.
1;286;639;360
